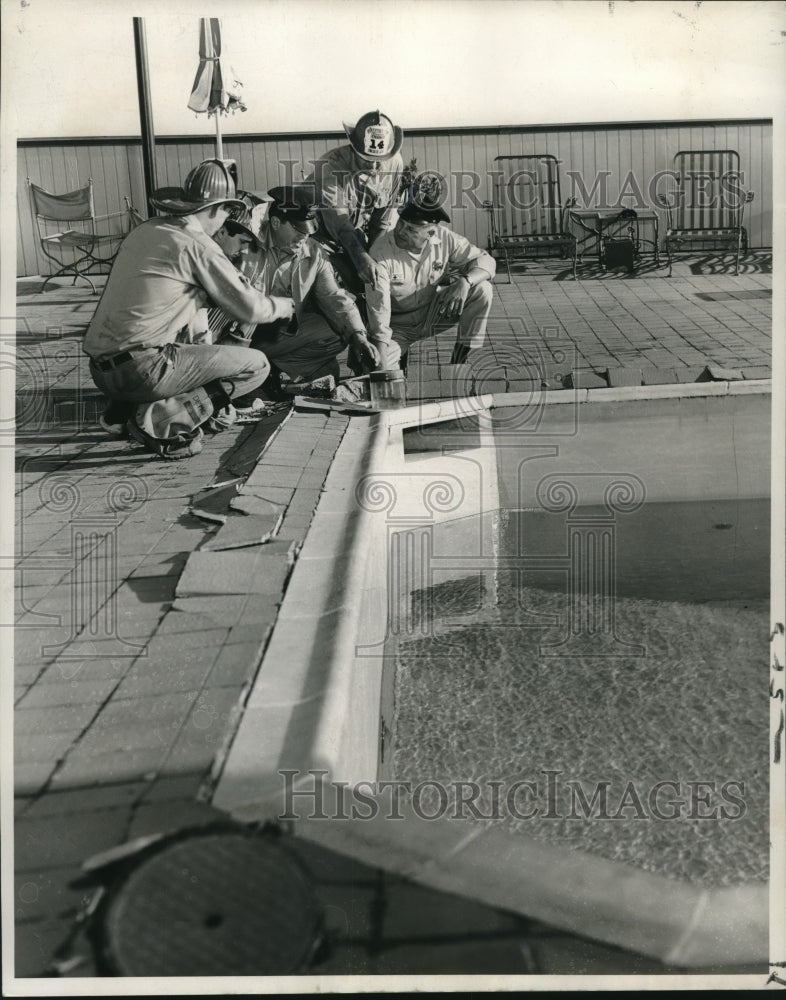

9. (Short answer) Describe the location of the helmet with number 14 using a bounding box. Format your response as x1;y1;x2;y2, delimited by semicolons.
342;110;404;164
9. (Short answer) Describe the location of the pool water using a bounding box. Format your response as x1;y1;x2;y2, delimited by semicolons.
391;497;769;888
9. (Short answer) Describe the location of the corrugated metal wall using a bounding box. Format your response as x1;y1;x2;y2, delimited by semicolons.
17;120;772;277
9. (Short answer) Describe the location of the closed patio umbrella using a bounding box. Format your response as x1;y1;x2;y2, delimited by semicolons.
187;17;246;159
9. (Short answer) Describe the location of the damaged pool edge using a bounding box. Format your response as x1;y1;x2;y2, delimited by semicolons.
212;395;498;815
211;381;771;968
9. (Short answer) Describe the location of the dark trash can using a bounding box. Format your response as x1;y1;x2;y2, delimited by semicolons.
602;237;636;273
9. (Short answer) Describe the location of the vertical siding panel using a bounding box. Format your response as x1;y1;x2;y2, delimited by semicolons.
277;140;291;185
102;145;122;218
738;124;754;242
127;145;147;218
271;140;284;184
473;132;486;246
51;145;68;194
409;134;423;177
545;128;557;167
159;144;175;188
265;140;283;191
304;137;321;183
552;131;568;211
399;136;414;180
17;148;36;277
592;127;604;207
747;122;763;247
40;145;56;198
438;134;452;228
608;127;622;208
651;125;665;244
640;125;655;210
263;139;281;190
240;138;256;190
284;139;299;186
115;142;133;214
581;129;593;207
740;123;753;245
156;142;171;188
585;128;597;207
256;138;271;191
566;127;581;205
296;138;309;183
73;145;93;224
248;142;272;191
234;141;253;190
622;127;633;207
423;134;439;177
270;140;284;186
752;122;767;248
176;142;193;187
593;127;603;206
478;131;492;251
562;130;577;202
90;145;107;217
463;131;477;245
445;132;462;239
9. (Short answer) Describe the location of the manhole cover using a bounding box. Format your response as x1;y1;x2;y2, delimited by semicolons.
95;828;323;976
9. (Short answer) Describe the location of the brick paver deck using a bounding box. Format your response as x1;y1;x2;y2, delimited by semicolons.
9;253;772;981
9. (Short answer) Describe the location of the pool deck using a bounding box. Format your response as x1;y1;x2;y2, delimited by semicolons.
8;252;773;980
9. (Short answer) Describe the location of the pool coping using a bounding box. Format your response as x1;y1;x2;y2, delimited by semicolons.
211;379;772;967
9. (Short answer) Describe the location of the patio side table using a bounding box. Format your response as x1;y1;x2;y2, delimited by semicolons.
570;209;660;270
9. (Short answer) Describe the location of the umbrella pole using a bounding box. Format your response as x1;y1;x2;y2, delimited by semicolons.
215;114;223;161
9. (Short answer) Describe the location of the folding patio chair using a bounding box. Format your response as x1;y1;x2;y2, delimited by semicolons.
484;154;577;281
658;150;754;276
28;178;144;294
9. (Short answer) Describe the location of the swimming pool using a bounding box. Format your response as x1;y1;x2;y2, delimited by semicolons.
391;495;768;889
215;380;772;967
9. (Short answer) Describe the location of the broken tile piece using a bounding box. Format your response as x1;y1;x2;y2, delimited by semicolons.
201;513;281;551
176;540;298;597
605;367;643;387
229;495;286;518
696;365;744;382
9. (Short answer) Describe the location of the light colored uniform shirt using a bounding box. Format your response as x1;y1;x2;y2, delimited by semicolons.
365;226;494;345
237;222;366;342
243;223;302;298
84;215;290;358
306;145;404;268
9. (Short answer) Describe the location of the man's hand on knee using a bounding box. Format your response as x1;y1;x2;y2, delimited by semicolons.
437;277;471;320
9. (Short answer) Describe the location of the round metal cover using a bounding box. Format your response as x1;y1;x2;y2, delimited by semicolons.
98;828;322;976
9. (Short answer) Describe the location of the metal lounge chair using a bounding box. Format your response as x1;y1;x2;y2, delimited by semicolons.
658;150;754;276
484;154;577;281
28;178;144;294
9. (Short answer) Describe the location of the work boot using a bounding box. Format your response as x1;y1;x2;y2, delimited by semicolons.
450;343;471;366
204;404;238;433
99;399;134;437
126;419;204;460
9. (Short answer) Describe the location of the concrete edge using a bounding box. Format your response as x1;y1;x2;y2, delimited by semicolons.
380;379;772;432
211;414;387;813
294;803;768;968
309;417;393;774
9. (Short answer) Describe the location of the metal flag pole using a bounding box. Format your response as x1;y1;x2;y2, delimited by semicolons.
133;17;158;214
